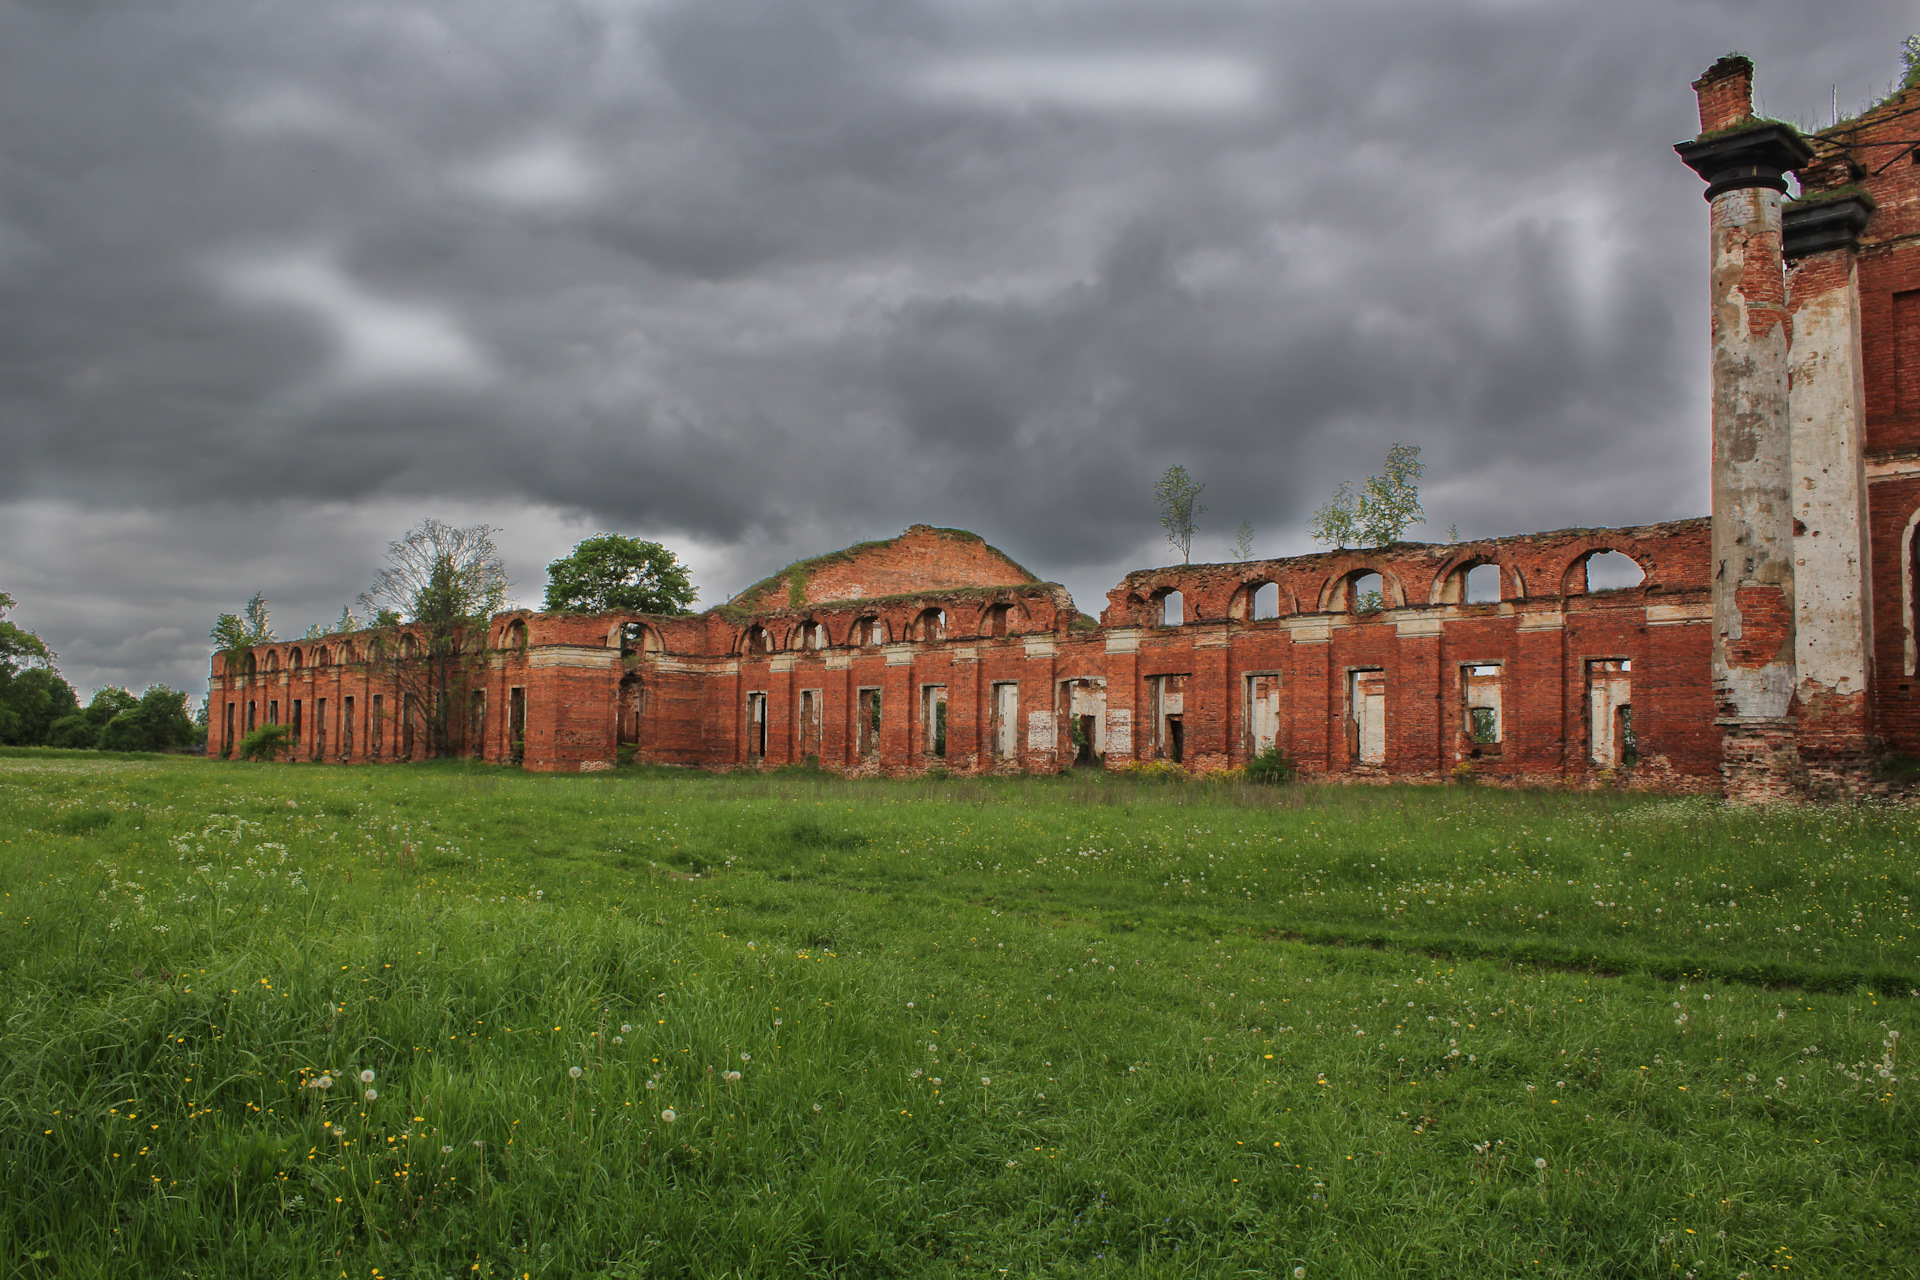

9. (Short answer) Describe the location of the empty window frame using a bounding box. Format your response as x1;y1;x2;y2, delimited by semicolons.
990;682;1019;760
269;700;280;727
402;694;416;760
468;690;485;757
1251;582;1280;621
1156;590;1184;627
914;609;946;642
856;687;882;758
985;603;1012;637
370;695;384;759
1587;659;1634;767
797;689;823;757
746;692;769;759
1149;674;1189;763
1061;678;1106;766
618;675;645;745
315;697;327;760
1246;672;1282;754
921;684;948;758
223;701;235;758
1464;563;1501;604
508;688;525;764
342;696;355;759
1460;664;1502;755
1348;573;1385;614
1346;669;1386;765
854;617;886;647
247;701;257;734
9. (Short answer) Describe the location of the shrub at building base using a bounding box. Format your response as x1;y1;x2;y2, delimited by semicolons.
237;723;293;762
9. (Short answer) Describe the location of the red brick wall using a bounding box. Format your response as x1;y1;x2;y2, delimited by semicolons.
731;525;1039;613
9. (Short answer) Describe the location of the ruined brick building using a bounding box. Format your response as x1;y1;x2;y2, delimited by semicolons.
207;57;1920;800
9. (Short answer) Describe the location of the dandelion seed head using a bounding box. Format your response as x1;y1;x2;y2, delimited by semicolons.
621;1024;631;1034
569;1066;583;1079
660;1109;676;1123
441;1145;453;1154
364;1089;377;1101
1534;1158;1547;1170
812;1103;822;1112
359;1070;375;1084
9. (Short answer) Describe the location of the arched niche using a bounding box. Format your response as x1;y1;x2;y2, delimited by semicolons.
852;615;889;647
911;607;946;642
741;624;775;655
1563;549;1647;596
1434;558;1507;605
264;649;281;673
314;646;331;668
288;647;302;671
504;619;529;652
795;619;828;651
1322;567;1402;613
1231;580;1282;621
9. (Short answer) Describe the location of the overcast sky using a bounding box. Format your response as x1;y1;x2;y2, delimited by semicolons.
2;0;1914;701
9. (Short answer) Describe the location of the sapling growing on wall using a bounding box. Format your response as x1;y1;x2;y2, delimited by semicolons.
1230;519;1256;561
1310;444;1427;548
1154;466;1207;565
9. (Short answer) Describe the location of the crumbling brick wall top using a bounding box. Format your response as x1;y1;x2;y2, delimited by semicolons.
727;525;1041;613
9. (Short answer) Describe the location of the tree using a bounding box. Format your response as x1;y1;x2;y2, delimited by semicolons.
356;519;511;759
1153;466;1207;565
1230;519;1256;562
47;687;139;749
97;686;198;753
0;592;76;745
1310;444;1426;548
210;592;275;667
1308;481;1359;549
543;535;697;615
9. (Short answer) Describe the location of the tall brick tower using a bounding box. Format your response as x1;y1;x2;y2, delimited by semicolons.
1676;56;1813;801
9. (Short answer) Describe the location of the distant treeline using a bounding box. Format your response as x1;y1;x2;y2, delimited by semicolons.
1;592;203;753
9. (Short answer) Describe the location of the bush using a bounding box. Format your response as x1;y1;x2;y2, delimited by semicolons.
1244;745;1298;785
1115;760;1188;781
45;713;99;750
236;723;292;762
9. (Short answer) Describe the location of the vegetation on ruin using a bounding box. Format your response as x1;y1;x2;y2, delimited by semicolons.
542;535;697;618
1;752;1915;1278
1310;443;1426;551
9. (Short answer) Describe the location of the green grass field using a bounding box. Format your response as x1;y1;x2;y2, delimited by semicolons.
0;750;1914;1279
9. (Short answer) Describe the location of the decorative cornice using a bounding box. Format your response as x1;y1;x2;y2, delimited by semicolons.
1783;194;1874;260
1674;124;1813;200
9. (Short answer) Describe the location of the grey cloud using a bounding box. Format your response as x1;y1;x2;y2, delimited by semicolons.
1;0;1916;697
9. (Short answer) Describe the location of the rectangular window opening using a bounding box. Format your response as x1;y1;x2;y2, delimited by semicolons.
508;688;525;764
857;687;881;759
371;694;384;760
921;685;948;759
1062;678;1106;766
342;696;355;759
1347;669;1387;766
468;690;485;758
1246;672;1282;756
315;697;327;760
1461;663;1503;757
1587;659;1633;768
990;682;1019;760
797;689;822;759
746;692;768;759
1149;674;1190;763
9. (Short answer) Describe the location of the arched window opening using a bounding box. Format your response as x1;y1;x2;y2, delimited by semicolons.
985;603;1012;637
1251;582;1280;621
264;650;280;673
913;608;946;642
797;620;826;650
288;648;302;671
854;616;886;647
505;619;528;652
1349;572;1385;614
620;622;660;654
744;625;774;655
1574;550;1646;593
1155;589;1184;627
1464;563;1502;604
315;646;331;668
243;652;257;677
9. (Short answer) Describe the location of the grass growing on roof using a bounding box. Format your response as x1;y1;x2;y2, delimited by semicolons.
0;750;1914;1277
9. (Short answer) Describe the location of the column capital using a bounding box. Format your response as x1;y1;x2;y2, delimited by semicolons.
1674;124;1812;201
1783;193;1875;260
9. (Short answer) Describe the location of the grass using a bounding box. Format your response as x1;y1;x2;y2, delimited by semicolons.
0;749;1914;1278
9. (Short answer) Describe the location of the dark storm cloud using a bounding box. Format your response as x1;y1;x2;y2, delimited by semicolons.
1;0;1915;696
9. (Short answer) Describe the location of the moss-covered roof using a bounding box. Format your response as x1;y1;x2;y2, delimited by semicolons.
723;525;1041;611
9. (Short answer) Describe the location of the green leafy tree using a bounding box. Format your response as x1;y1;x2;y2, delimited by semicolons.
1310;444;1426;548
0;592;77;745
1153;466;1207;565
98;686;199;753
543;535;697;615
47;687;139;750
1308;481;1359;549
357;519;511;759
210;592;275;668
